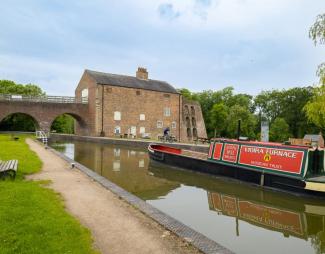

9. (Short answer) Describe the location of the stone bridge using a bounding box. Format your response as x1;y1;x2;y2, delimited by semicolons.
0;95;90;135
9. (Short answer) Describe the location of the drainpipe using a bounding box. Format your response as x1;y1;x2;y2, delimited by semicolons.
100;85;105;136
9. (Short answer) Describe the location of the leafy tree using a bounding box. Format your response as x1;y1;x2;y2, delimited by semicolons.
209;103;228;137
0;80;45;96
51;114;75;134
304;85;325;131
269;117;291;142
309;13;325;85
178;88;193;100
225;105;257;139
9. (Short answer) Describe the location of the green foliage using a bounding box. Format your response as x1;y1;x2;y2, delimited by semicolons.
0;80;45;96
269;118;291;142
51;114;75;134
304;85;325;130
209;103;228;137
0;134;98;254
310;14;325;85
225;105;257;139
309;14;325;45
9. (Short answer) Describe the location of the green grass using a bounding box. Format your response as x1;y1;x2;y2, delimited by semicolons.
0;134;99;254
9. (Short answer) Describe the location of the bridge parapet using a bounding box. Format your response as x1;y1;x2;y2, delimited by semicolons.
0;94;88;104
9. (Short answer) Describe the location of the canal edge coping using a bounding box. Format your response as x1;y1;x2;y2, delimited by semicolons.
46;144;234;254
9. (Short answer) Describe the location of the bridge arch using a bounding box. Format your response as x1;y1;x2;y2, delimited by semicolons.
50;112;88;135
0;112;40;131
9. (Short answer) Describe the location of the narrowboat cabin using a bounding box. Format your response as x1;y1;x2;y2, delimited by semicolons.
148;138;325;195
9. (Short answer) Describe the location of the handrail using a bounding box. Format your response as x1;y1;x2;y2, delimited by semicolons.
0;94;88;104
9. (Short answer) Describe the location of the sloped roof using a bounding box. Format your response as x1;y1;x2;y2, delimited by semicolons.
85;69;179;94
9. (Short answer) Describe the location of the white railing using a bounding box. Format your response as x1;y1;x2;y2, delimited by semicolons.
0;94;88;104
36;131;48;145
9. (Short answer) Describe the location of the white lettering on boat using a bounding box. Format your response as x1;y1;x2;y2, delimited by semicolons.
243;146;297;159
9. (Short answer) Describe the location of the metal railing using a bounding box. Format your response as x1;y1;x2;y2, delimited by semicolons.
0;94;88;104
35;131;48;145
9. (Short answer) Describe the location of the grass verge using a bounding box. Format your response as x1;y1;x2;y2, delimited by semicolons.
0;134;98;254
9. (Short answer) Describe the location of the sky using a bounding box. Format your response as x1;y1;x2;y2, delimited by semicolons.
0;0;324;96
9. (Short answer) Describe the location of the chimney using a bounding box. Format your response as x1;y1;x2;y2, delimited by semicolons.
136;67;148;80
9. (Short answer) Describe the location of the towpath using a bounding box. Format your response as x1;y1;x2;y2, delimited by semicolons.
26;139;201;254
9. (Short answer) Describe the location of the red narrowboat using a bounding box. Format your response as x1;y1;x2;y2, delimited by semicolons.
148;139;325;195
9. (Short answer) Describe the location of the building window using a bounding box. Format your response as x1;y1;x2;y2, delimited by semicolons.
81;88;88;98
136;90;141;95
164;94;170;98
191;106;195;115
157;121;163;128
106;87;112;93
140;114;145;121
139;127;145;134
184;105;189;115
164;107;171;117
171;121;176;129
114;126;121;134
114;111;121;121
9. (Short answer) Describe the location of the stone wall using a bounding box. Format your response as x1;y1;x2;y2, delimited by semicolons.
181;98;207;142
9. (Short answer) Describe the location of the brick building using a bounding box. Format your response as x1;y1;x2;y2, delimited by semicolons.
75;67;207;142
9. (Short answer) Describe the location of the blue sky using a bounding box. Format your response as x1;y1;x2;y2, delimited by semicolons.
0;0;324;95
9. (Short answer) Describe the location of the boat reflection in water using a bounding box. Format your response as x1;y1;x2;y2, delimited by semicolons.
149;163;325;254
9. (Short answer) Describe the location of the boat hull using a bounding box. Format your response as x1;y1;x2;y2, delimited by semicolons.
148;145;325;197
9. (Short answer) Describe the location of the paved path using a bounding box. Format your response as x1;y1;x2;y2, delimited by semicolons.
26;139;201;254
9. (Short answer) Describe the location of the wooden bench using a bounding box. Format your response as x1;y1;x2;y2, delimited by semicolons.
0;160;18;179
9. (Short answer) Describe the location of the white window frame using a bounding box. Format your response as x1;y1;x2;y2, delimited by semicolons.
164;107;171;117
114;111;121;121
140;114;145;121
81;88;88;98
139;127;145;134
171;121;177;129
157;121;163;128
114;126;121;134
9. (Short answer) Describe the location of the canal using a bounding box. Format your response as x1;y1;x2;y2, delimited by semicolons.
51;140;325;254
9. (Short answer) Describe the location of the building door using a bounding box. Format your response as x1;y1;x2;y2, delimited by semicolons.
130;126;137;136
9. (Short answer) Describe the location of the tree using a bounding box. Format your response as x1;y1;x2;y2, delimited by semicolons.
51;114;75;134
225;105;257;139
269;117;291;142
0;80;45;96
304;85;325;131
209;103;228;137
303;14;325;131
309;14;325;84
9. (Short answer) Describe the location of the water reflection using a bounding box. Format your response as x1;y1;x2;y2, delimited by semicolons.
51;140;325;254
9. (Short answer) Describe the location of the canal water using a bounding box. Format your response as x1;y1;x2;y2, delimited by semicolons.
51;140;325;254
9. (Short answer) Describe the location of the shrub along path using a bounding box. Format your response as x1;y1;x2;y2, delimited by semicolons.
26;138;200;254
0;135;98;254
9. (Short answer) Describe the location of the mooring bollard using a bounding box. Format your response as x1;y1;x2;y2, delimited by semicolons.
71;163;75;169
